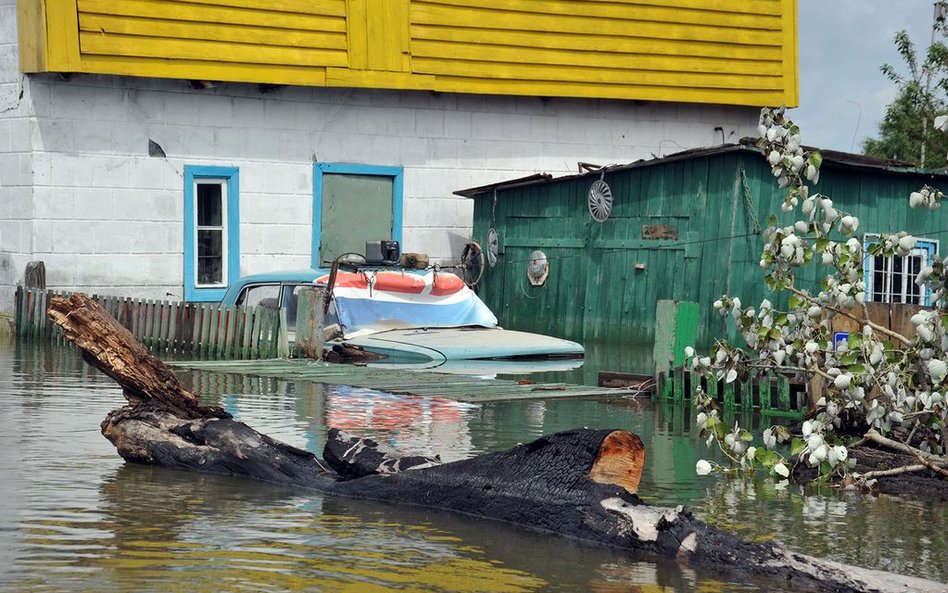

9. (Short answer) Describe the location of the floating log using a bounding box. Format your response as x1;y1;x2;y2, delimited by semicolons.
47;293;947;593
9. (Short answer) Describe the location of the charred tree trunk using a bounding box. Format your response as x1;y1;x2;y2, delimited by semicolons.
47;293;946;593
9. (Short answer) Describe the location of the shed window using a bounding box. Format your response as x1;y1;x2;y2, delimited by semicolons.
864;235;937;306
184;166;240;301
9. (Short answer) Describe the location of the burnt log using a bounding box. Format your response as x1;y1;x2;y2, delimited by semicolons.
47;293;948;593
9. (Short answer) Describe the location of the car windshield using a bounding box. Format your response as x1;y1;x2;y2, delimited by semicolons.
320;270;498;338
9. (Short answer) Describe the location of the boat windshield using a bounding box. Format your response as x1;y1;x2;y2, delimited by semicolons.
319;270;498;339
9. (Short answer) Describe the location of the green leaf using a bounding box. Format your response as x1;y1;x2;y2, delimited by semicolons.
790;437;806;456
755;449;782;467
808;151;823;169
740;430;754;442
848;364;866;374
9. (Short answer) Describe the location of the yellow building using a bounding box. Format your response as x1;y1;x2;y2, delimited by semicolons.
2;0;797;305
19;0;797;106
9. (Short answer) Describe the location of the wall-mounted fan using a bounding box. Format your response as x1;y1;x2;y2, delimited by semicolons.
527;250;549;286
486;228;499;267
588;179;613;222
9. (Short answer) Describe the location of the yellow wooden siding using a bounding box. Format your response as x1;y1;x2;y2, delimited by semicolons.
18;0;798;107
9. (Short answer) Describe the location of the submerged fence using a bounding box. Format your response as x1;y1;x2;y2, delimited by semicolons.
657;367;807;418
14;287;288;359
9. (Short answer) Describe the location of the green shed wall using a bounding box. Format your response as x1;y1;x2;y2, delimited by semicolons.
471;147;948;361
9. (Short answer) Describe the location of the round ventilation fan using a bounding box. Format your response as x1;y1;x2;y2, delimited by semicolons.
486;228;499;268
588;179;613;222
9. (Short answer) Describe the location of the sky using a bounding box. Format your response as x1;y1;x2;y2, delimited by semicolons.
792;1;939;153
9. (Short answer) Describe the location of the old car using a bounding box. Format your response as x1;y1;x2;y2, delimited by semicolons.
220;267;584;363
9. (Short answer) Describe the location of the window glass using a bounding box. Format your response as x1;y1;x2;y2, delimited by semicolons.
197;184;223;226
282;285;308;331
194;179;227;288
197;229;223;285
237;284;280;309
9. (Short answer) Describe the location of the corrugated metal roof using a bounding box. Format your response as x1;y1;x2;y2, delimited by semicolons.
455;138;948;198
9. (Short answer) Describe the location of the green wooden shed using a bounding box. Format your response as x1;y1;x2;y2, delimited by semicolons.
458;140;948;372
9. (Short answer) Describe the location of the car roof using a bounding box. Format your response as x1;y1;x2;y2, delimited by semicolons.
232;268;329;284
220;268;330;304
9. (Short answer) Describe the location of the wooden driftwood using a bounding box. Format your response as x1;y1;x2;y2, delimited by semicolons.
48;293;948;593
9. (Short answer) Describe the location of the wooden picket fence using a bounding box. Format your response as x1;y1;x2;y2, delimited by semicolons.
657;367;807;418
14;287;289;359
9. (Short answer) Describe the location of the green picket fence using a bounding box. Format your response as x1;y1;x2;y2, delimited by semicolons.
657;367;807;418
14;287;289;359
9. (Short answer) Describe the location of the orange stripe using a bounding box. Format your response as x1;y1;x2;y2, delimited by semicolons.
373;272;426;294
430;272;465;296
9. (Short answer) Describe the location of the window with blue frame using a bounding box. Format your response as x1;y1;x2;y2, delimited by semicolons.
184;166;240;301
864;234;938;306
312;163;403;268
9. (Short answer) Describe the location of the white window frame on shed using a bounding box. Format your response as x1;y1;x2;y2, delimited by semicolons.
863;234;938;306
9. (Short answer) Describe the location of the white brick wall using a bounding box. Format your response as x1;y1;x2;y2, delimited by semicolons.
0;9;761;310
0;0;32;311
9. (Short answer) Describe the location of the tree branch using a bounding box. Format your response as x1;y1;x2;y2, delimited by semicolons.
864;428;948;465
913;451;948;478
786;286;912;346
854;464;928;480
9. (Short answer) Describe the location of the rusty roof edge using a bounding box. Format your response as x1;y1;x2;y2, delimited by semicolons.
453;173;555;198
455;139;948;198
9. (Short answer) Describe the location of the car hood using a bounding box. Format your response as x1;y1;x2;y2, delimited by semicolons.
340;326;584;362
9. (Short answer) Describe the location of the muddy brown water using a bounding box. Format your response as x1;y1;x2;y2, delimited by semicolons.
0;340;945;592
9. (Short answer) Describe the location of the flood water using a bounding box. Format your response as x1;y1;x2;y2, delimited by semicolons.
1;339;946;592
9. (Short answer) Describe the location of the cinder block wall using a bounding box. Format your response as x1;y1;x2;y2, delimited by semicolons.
0;2;760;309
0;0;33;312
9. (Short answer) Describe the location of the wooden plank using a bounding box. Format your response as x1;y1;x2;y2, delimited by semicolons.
365;0;409;72
161;0;346;16
415;0;783;20
410;25;785;62
168;301;179;352
243;307;255;359
78;14;347;50
46;0;81;71
276;308;290;358
79;54;329;87
77;0;347;31
142;299;154;347
31;289;41;338
14;286;23;335
17;0;48;72
413;57;783;90
410;40;781;76
200;305;213;358
80;33;348;68
410;4;779;46
346;0;368;70
427;74;784;107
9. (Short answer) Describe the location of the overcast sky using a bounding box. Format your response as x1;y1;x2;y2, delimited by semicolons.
792;1;939;153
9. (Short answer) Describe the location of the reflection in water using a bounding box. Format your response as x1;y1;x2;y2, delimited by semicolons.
2;340;947;591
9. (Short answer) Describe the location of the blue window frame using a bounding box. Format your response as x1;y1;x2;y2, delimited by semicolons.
184;165;240;301
864;234;938;306
312;163;403;268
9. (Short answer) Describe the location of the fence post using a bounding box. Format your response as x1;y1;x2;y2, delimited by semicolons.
294;288;325;359
652;299;700;377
